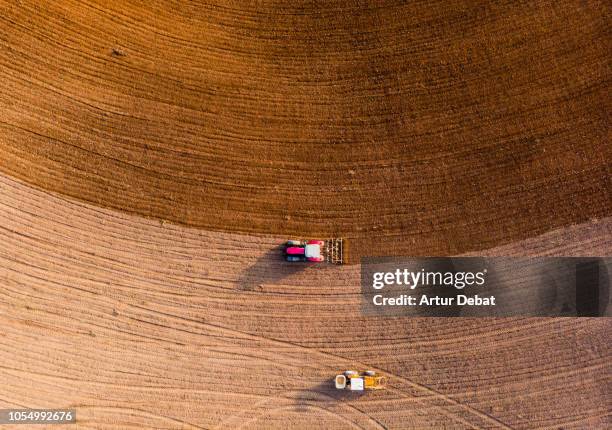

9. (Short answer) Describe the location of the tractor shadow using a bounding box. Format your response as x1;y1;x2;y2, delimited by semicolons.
236;244;308;291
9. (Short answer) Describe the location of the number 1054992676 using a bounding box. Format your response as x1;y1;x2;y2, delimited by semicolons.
0;409;75;424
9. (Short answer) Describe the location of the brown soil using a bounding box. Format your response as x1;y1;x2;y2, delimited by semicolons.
0;1;610;256
1;175;610;429
1;2;610;428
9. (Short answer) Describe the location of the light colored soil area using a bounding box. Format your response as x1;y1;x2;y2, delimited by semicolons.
1;175;609;429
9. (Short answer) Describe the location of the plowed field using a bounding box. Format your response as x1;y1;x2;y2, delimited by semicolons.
1;175;610;429
1;1;610;429
0;0;610;256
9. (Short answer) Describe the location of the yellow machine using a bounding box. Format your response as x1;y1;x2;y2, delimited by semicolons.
335;370;386;391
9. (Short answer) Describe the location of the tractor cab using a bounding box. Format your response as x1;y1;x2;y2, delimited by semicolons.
304;243;321;259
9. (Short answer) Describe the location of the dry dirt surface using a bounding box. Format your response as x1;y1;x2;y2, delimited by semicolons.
0;0;610;256
1;175;611;429
1;1;611;429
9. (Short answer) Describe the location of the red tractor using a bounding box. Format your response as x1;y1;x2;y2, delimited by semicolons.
283;239;345;264
284;240;325;262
